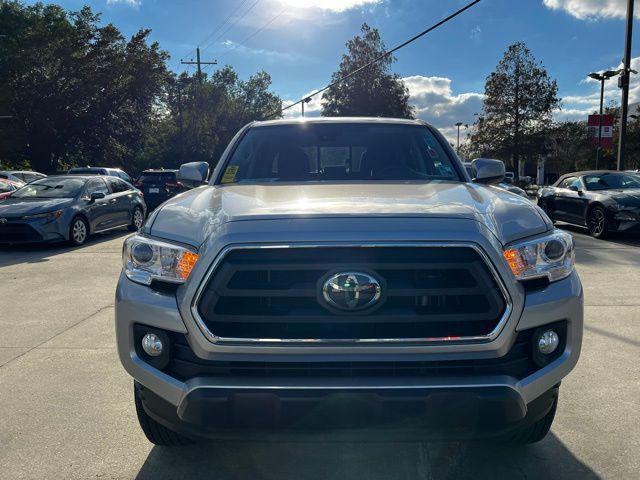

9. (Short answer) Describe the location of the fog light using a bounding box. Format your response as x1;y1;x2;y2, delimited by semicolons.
141;333;163;357
537;330;559;355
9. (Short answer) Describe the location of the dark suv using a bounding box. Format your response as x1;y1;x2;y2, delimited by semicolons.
133;170;183;210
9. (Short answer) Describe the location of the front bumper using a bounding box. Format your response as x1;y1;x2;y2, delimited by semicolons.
116;265;582;439
0;217;69;244
136;380;559;441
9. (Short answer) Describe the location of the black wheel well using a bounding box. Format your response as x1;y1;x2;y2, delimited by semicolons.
586;202;605;218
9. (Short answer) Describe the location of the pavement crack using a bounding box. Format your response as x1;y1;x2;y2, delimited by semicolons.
0;304;114;369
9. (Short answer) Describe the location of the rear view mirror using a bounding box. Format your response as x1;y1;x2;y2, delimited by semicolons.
471;158;505;184
178;162;210;188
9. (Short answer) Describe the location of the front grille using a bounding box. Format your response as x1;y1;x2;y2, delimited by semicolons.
0;223;43;242
165;329;535;381
195;246;508;342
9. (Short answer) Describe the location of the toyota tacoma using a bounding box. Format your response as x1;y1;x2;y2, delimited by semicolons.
116;118;582;445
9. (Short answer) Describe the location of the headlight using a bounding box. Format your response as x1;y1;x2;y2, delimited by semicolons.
503;230;574;282
123;235;199;285
23;210;63;221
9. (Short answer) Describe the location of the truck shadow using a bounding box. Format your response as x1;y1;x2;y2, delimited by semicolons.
135;433;600;480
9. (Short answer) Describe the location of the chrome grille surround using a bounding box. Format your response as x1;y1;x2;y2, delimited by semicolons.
190;242;513;345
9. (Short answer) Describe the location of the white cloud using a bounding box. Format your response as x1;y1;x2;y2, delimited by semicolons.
542;0;638;20
283;76;484;143
278;0;380;12
559;55;640;121
107;0;141;7
283;90;324;118
404;76;484;142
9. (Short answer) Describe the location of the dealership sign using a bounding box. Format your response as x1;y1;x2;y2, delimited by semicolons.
587;114;614;149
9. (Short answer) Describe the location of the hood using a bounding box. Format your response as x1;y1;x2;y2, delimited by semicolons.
0;197;74;217
598;188;640;206
148;182;550;247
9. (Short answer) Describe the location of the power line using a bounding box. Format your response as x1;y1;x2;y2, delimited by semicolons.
174;0;252;68
211;5;288;67
200;0;262;55
270;0;482;119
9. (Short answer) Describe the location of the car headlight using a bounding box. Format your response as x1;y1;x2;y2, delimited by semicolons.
23;210;63;221
123;235;199;285
503;230;574;282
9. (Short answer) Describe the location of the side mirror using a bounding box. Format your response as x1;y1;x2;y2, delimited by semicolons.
471;158;505;184
90;192;106;202
178;162;210;188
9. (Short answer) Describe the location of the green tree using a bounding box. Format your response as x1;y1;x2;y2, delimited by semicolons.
133;66;282;172
0;1;168;173
469;42;559;178
322;23;413;118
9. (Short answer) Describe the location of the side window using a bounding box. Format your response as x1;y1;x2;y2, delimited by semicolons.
23;173;39;183
558;177;576;189
85;179;109;197
107;177;130;193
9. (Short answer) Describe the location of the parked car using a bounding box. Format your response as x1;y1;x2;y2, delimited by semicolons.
464;161;529;198
117;118;582;446
537;170;640;238
0;175;146;246
0;178;24;200
133;169;184;210
67;166;133;184
0;170;47;184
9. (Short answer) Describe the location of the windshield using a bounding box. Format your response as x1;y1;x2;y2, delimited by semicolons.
583;173;640;191
218;123;461;184
11;177;84;198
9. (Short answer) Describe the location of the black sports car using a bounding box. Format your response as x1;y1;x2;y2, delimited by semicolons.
537;170;640;238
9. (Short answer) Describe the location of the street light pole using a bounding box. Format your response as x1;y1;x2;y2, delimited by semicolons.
455;122;463;153
588;70;619;169
617;0;635;171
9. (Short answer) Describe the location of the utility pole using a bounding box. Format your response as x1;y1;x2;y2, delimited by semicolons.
180;47;217;84
588;70;619;169
617;0;635;171
301;97;311;117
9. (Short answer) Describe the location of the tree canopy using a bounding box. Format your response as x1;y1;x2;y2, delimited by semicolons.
322;23;413;118
468;42;559;178
0;1;282;175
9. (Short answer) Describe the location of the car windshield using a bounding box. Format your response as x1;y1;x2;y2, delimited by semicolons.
218;123;461;184
583;173;640;191
11;177;84;198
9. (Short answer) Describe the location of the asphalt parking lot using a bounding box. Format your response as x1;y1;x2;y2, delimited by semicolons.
0;226;639;480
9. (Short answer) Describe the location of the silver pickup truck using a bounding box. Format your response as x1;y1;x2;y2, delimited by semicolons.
116;118;582;445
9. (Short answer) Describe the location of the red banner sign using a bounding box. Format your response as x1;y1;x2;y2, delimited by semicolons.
587;114;614;149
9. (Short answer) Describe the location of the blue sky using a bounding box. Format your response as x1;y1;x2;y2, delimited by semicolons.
25;0;640;139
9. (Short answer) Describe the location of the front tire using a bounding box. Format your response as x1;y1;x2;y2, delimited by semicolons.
69;217;89;246
128;206;144;232
505;394;557;444
134;383;194;446
587;206;608;238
